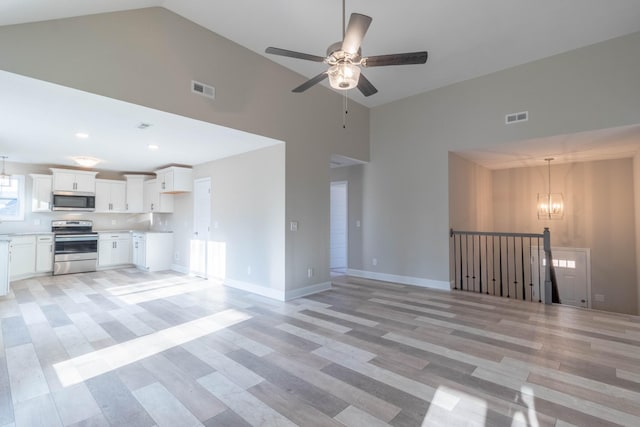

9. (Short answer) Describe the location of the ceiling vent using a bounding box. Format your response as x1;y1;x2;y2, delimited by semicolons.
191;80;215;99
505;111;528;124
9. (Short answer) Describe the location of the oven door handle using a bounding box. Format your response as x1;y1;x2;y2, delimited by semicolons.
55;235;98;242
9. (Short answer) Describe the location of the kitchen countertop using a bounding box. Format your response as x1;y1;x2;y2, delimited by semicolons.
95;230;173;234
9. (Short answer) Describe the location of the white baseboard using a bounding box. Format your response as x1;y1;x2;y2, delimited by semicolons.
223;279;332;301
170;264;189;274
285;281;332;301
224;279;285;301
346;269;451;291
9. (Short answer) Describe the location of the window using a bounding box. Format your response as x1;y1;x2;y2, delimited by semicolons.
0;175;25;221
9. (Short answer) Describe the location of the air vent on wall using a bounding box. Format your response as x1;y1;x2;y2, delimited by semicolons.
191;80;215;99
505;111;528;124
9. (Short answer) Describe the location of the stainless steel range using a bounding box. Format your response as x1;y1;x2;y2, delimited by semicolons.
52;220;98;275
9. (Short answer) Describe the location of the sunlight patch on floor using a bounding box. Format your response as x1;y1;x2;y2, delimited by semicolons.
53;309;251;387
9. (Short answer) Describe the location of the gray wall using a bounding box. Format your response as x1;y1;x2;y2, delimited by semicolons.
492;159;637;314
0;7;370;294
365;31;640;286
448;153;493;232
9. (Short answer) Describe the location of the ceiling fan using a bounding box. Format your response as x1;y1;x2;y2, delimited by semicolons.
265;0;428;97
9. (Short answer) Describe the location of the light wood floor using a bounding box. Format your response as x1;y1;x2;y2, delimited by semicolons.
1;269;640;426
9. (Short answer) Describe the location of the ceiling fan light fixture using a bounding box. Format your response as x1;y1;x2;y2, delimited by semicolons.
328;62;360;90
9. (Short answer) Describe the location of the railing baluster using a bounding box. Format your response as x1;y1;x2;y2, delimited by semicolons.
499;236;504;297
459;234;464;290
465;235;470;291
450;229;549;304
453;232;458;290
529;237;534;302
491;236;496;296
537;237;542;303
521;236;526;301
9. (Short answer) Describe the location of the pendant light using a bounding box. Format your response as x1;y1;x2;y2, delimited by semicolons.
537;158;564;220
0;156;11;188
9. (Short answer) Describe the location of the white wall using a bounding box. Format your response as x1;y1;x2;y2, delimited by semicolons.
170;144;286;298
364;31;640;287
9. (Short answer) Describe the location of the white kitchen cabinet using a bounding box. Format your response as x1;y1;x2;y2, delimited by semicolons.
95;179;126;212
132;232;173;272
50;168;97;193
30;174;52;212
124;175;151;213
10;235;36;280
143;179;173;213
0;238;10;297
35;234;54;273
98;233;132;267
132;233;146;269
155;166;192;194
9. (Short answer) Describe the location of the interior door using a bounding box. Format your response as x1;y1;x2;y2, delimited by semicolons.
330;181;348;273
532;247;590;308
191;178;211;277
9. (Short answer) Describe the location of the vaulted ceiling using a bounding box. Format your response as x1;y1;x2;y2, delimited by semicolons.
1;1;640;171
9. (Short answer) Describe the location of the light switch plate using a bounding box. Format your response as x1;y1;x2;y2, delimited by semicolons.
290;221;298;232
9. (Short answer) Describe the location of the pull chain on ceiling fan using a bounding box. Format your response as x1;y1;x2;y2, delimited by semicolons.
265;0;429;98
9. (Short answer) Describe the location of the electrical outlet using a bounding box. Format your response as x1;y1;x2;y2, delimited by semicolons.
307;268;313;278
356;220;361;228
174;252;179;261
372;258;378;266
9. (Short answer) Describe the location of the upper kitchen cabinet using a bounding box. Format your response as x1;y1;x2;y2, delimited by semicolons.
50;168;98;193
95;179;126;212
124;174;151;213
154;166;192;194
30;174;52;212
143;179;174;213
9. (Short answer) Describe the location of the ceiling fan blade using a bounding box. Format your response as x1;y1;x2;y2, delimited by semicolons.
357;73;378;97
265;47;325;62
292;72;328;93
362;51;428;67
341;13;372;54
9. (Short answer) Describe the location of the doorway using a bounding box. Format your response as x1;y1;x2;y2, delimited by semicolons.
330;181;348;274
191;177;211;278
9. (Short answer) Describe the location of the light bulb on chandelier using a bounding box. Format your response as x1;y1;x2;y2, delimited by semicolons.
537;158;564;220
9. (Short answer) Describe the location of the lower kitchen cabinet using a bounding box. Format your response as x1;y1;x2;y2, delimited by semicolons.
10;235;36;280
35;235;54;273
0;238;10;297
132;232;173;272
98;233;132;267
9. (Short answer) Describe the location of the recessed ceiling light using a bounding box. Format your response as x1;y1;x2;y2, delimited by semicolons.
75;132;89;139
147;144;159;151
72;156;100;168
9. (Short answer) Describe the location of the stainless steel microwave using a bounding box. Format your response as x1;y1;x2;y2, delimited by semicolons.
51;192;96;211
